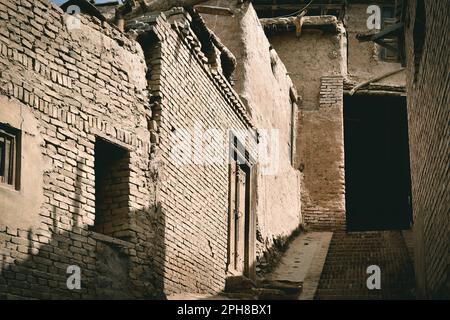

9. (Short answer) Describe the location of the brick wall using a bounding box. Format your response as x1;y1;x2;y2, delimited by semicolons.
302;76;346;231
404;0;450;299
201;1;303;263
131;12;257;295
0;0;263;298
0;0;161;299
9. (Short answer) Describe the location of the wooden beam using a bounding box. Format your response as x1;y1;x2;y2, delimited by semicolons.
357;23;404;42
344;90;406;97
194;5;234;16
349;68;405;96
120;0;209;18
344;82;406;92
253;4;344;11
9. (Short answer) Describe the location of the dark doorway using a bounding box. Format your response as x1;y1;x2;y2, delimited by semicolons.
344;95;412;231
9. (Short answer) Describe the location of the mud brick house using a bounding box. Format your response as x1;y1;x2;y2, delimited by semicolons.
0;0;448;299
0;0;300;298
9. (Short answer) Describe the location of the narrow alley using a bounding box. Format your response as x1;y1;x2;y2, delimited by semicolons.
0;0;448;302
168;230;416;300
260;230;416;300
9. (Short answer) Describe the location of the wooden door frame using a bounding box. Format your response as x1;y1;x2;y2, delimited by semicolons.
226;133;256;280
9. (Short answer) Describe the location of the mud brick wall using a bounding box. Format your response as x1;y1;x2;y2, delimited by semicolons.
201;1;303;264
0;0;159;299
267;23;347;232
138;13;257;295
345;3;406;86
301;76;345;231
404;0;450;299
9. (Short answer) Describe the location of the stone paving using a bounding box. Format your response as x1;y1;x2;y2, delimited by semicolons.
265;232;333;300
314;231;416;300
167;231;333;300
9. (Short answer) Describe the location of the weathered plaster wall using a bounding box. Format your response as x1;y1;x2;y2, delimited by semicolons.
404;0;449;299
267;29;344;110
202;1;302;258
345;3;406;86
267;26;346;230
0;97;47;231
199;1;247;107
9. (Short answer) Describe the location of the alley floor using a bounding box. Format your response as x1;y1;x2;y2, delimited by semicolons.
264;230;416;300
265;232;333;300
168;230;416;300
314;231;416;300
168;231;333;300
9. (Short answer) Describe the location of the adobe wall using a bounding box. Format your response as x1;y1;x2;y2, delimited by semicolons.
0;0;257;298
345;3;406;86
266;21;346;230
201;1;303;261
133;12;257;294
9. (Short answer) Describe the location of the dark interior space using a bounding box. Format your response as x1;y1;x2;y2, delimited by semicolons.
92;138;130;237
344;95;412;231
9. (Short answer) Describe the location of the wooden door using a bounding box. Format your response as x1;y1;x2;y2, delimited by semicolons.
228;162;249;275
235;166;247;273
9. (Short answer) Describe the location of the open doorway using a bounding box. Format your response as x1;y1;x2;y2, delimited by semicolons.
344;95;412;231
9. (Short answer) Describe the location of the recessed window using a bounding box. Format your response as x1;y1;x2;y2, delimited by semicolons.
92;137;130;238
380;7;400;62
380;38;399;62
0;124;20;189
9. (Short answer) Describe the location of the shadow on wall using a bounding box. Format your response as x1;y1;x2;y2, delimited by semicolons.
0;160;166;299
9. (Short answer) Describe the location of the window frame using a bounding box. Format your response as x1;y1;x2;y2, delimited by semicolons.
379;7;400;62
0;124;21;190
